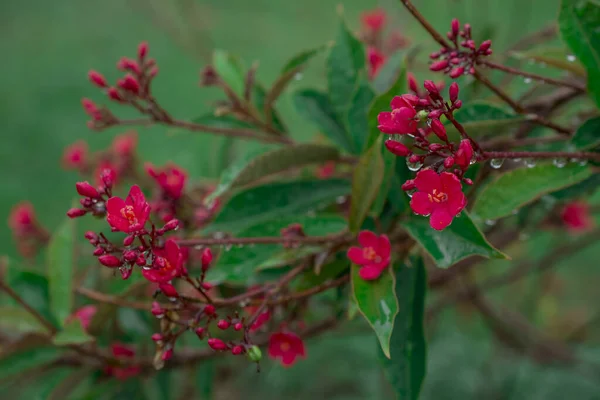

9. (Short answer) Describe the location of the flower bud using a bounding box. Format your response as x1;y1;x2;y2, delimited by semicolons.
479;40;492;52
234;322;243;331
161;348;173;361
384;140;411;157
107;87;123;102
201;282;213;290
231;345;244;355
463;23;471;36
449;67;465;79
67;208;87;218
120;266;132;280
454;100;463;109
119;74;140;94
138;41;149;59
451;18;460;36
429;143;443;152
430;60;449;71
449;82;459;103
408;154;421;164
76;181;100;199
152;333;163;342
401;179;416;191
201;248;213;271
195;327;205;338
93;247;105;256
151;302;164;317
407;72;418;93
80;198;92;207
123;235;135;247
84;231;98;243
217;320;230;330
401;93;420;105
204;304;216;315
444;157;455;169
159;283;179;298
430;119;448;141
88;70;107;88
423;80;439;95
123;250;137;262
100;169;115;188
430;51;440;59
163;219;179;232
117;57;141;75
136;255;146;266
464;178;473;185
98;254;122;268
208;338;228;351
418;98;431;107
247;345;262;362
428;109;443;119
455;139;474;169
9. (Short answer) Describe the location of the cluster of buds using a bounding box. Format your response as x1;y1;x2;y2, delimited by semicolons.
8;202;49;258
144;163;188;224
429;18;492;78
83;42;164;130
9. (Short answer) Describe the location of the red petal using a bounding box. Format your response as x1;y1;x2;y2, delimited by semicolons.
377;234;391;258
127;185;146;207
390;95;412;110
446;191;467;216
358;230;379;248
359;265;383;280
106;197;126;215
440;172;462;194
430;208;453;230
414;169;441;194
347;247;368;265
410;192;434;216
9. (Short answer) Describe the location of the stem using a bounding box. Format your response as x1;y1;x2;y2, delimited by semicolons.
483;150;600;162
480;135;565;150
399;0;450;48
444;110;482;153
0;279;57;334
481;60;585;91
177;232;351;247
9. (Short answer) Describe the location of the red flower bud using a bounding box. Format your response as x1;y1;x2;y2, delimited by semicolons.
120;266;132;280
161;349;173;361
100;168;116;188
81;98;98;115
401;179;416;191
402;93;420;105
195;327;205;338
149;67;159;78
217;320;230;330
88;70;107;88
201;282;213;290
451;18;460;36
479;40;492;52
98;254;122;268
430;60;449;71
204;304;216;315
208;338;228;351
138;41;149;59
123;250;137;262
450;57;461;65
463;23;471;35
430;51;440;59
123;235;135;247
201;248;213;271
444;157;455;169
151;301;164;317
384;140;411;157
418;98;431;107
428;110;443;119
76;181;100;199
455;139;474;169
408;154;421;164
107;87;124;102
136;255;146;266
429;143;443;152
231;345;244;355
449;82;460;103
430;119;448;141
163;219;179;232
423;80;439;95
84;231;98;243
464;178;473;185
151;333;163;342
407;72;418;93
454;100;463;109
93;247;104;256
234;322;243;331
117;57;141;75
67;208;87;218
119;75;140;94
449;67;465;79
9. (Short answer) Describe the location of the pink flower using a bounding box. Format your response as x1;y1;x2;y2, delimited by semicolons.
145;163;187;200
70;305;97;331
9;202;36;234
361;8;386;33
106;185;150;233
367;47;386;79
561;201;594;232
111;131;138;157
316;161;336;179
347;230;391;280
268;332;306;367
410;169;466;231
106;343;141;380
142;239;183;283
377;95;418;135
62;141;88;170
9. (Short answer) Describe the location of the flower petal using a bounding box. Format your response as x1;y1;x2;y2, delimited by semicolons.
390;95;412;110
446;191;467;216
410;192;434;216
347;247;368;265
127;185;146;207
440;171;462;194
430;208;453;230
106;197;126;215
358;230;379;248
359;265;383;280
414;169;441;193
377;234;391;258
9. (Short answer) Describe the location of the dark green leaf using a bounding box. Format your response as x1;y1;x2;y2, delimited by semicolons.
0;337;62;380
0;306;47;334
205;179;351;234
559;0;600;107
550;173;600;200
6;270;56;325
206;144;340;203
402;212;507;269
293;89;352;152
447;102;524;138
347;73;376;154
212;50;245;96
252;84;288;133
372;149;397;217
295;255;350;291
351;265;399;358
510;47;586;77
282;45;327;74
472;163;592;220
207;215;347;284
47;218;75;326
327;16;366;116
379;257;427;400
52;320;94;346
257;246;323;270
572;116;600;149
195;359;215;399
349;136;385;232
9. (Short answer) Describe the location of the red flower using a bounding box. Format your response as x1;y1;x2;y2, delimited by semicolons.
561;201;594;233
145;163;187;200
361;8;386;33
70;305;97;331
106;343;141;380
316;161;336;179
62;140;88;170
410;169;466;231
95;161;119;188
112;131;138;157
268;332;306;367
9;202;36;234
106;185;150;233
377;95;418;135
367;47;386;79
142;239;183;283
347;230;391;280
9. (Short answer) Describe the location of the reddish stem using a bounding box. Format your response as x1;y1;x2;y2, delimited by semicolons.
483;151;600;162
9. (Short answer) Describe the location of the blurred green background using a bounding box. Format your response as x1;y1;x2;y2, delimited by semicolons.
4;0;600;398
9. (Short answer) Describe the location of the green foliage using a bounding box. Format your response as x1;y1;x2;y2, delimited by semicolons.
47;218;75;326
347;74;376;153
571;116;600;149
447;102;524;138
52;320;94;346
509;47;587;77
212;49;246;96
0;306;48;334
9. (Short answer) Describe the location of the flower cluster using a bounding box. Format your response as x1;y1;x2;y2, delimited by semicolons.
429;18;492;78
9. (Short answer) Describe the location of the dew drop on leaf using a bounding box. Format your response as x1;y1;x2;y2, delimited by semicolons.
524;158;536;168
490;158;504;169
553;158;567;168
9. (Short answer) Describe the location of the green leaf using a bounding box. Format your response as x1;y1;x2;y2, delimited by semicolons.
379;257;427;400
52;320;94;346
47;218;75;326
572;116;600;149
473;163;592;220
212;49;245;96
282;46;327;74
192;114;254;130
206;144;341;203
0;337;62;380
327;16;366;116
252;84;288;133
195;360;215;399
6;269;56;325
550;173;600;200
559;0;600;107
402;212;507;269
447;102;524;138
0;306;48;334
510;47;586;77
372;50;407;94
347;73;376;154
293;89;353;152
349;136;385;232
372;148;397;217
351;265;399;359
294;255;350;291
257;246;323;270
205;179;351;234
207;215;347;284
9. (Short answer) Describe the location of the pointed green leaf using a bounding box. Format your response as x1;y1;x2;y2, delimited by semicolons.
206;144;340;203
572;116;600;149
293;89;353;152
47;218;75;326
192;114;254;130
402;212;508;269
327;17;366;116
212;50;245;96
473;163;592;220
446;102;524;138
349;136;385;232
0;306;48;334
510;47;586;77
282;45;327;74
253;84;288;133
205;179;350;234
379;257;427;400
52;320;94;346
347;73;376;154
372;50;408;93
352;265;399;359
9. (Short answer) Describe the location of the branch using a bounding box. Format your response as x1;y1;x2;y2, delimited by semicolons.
0;279;57;334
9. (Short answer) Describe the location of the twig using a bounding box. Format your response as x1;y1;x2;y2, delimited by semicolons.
0;279;57;334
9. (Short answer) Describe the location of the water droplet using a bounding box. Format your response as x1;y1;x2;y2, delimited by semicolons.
567;54;576;62
553;158;567;168
294;72;303;80
513;158;522;162
579;159;588;166
490;158;504;169
168;297;178;302
213;232;225;239
524;158;536;168
524;77;532;84
570;157;580;163
142;266;152;271
194;245;203;250
392;134;403;142
519;232;530;241
511;209;519;215
485;219;497;226
224;244;232;252
407;158;423;171
336;195;346;204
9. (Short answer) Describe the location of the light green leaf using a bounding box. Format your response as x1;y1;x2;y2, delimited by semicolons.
349;136;385;232
473;163;592;220
0;306;48;334
192;114;254;129
206;144;340;203
572;116;600;149
510;47;587;77
347;73;376;154
52;320;94;346
402;212;508;269
212;49;245;96
327;16;366;116
447;102;524;138
293;89;353;152
379;257;427;400
205;179;350;234
372;50;407;93
47;218;75;326
294;255;350;291
351;264;399;358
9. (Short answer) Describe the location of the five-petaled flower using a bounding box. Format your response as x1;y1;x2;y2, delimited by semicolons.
145;163;188;200
377;95;418;135
268;331;306;367
410;169;466;231
142;239;184;283
347;230;391;280
106;185;150;233
561;201;594;233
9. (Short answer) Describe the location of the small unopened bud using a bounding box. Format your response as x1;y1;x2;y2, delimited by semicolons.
402;94;420;105
423;80;439;95
418;98;431;107
201;248;213;271
463;23;471;36
464;178;473;185
451;19;460;36
444;157;455;169
429;143;443;152
430;60;449;72
408;154;421;164
204;304;216;315
401;179;416;191
454;100;463;109
119;74;140;94
208;338;228;351
81;98;98;115
200;65;219;86
152;333;163;342
100;169;115;188
76;181;100;199
430;51;440;59
162;219;179;232
231;345;244;355
120;266;132;279
107;87;124;102
123;235;135;247
98;254;122;267
93;247;105;256
159;283;178;298
479;40;492;52
430;119;448;141
407;72;418;93
195;327;206;338
88;70;107;88
161;348;173;361
449;82;459;103
384;140;411;157
449;67;465;79
201;282;213;290
149;67;159;78
151;301;164;317
247;345;262;362
80;198;92;207
138;41;149;59
455;139;474;169
234;322;243;331
67;208;87;218
217;320;230;330
136;255;146;266
84;231;98;243
428;110;443;119
123;250;137;262
117;57;141;75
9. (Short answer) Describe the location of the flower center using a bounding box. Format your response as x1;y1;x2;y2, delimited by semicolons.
428;189;448;204
280;342;291;352
120;205;138;225
362;247;382;263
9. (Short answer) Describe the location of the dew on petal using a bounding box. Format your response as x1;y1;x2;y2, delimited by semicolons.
406;158;423;171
